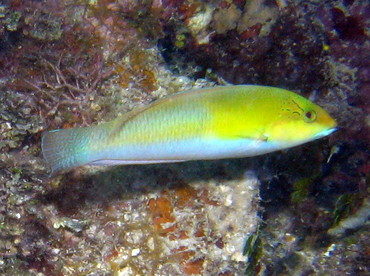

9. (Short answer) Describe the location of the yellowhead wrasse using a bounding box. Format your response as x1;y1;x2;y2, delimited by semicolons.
42;85;337;175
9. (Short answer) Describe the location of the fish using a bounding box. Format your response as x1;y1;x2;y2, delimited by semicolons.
42;85;337;175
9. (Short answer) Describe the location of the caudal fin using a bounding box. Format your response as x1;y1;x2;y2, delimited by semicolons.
41;127;96;175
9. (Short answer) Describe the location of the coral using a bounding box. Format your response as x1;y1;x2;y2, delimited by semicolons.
236;0;278;37
213;3;242;35
24;11;63;41
114;47;159;92
105;171;260;275
329;197;370;236
188;9;213;44
0;0;368;275
0;7;21;32
0;162;259;275
158;0;331;93
1;2;258;274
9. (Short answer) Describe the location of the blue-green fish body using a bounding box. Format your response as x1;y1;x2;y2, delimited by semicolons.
42;85;337;174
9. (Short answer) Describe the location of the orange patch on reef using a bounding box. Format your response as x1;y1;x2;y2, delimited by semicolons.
194;225;205;238
114;49;157;91
147;185;213;239
147;185;211;275
198;189;219;206
148;197;174;220
182;258;205;275
171;248;205;274
174;184;197;207
148;185;199;236
148;197;176;235
104;249;119;261
240;23;262;40
169;230;189;241
180;3;201;20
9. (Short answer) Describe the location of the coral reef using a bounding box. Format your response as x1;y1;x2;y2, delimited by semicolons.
0;164;258;275
0;0;368;275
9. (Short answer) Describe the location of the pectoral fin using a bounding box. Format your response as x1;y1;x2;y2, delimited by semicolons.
237;133;268;142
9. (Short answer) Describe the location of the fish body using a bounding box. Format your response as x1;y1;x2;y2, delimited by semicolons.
42;85;337;174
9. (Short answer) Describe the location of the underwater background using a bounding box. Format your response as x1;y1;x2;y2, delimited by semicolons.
0;0;369;275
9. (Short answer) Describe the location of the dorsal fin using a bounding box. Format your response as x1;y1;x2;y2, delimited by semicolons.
107;91;197;141
108;104;150;140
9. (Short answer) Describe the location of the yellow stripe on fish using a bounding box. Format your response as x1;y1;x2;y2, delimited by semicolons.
42;85;337;175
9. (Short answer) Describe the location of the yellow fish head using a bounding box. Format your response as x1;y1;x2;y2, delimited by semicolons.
266;95;337;144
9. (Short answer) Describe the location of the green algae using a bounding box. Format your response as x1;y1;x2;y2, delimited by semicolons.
243;226;263;276
333;193;357;226
290;175;319;203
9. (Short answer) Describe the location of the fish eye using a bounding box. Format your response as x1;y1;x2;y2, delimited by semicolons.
304;110;317;123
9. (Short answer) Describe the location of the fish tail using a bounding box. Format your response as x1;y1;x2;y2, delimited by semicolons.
41;125;103;175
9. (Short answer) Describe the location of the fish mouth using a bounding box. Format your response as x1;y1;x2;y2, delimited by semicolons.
314;127;337;139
